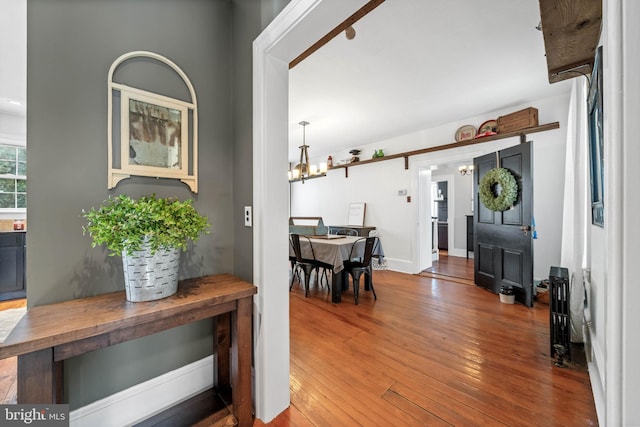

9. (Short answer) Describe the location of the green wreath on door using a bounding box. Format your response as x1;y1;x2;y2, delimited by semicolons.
478;168;518;211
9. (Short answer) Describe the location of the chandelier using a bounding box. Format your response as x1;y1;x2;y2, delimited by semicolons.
289;121;327;183
458;164;475;176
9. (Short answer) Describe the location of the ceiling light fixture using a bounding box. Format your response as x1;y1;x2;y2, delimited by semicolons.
458;165;475;176
289;121;327;183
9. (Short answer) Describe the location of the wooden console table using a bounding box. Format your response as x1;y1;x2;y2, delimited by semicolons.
0;274;256;427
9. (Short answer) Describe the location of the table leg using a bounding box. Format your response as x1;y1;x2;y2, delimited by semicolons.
231;297;252;427
332;270;346;303
18;348;61;403
215;313;231;395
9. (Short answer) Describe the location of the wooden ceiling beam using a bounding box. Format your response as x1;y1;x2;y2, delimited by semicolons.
289;0;385;69
539;0;602;83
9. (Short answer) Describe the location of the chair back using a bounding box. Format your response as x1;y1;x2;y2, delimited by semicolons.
289;237;298;261
290;233;317;262
290;234;303;262
349;236;378;266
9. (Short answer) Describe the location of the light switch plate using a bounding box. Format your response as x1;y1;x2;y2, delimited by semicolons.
244;206;252;227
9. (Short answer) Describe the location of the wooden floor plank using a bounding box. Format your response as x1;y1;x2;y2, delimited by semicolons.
289;322;421;425
388;379;509;426
0;356;17;404
382;388;453;426
423;251;474;282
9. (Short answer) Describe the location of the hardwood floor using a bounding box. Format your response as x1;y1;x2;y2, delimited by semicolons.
258;269;598;426
0;270;598;426
0;298;25;405
421;251;474;284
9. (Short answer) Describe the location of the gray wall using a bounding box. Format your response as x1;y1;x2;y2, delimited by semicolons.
27;0;290;411
232;0;290;282
28;0;234;409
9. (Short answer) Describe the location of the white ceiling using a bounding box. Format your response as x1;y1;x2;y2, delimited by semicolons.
0;0;573;155
288;0;573;162
0;0;27;120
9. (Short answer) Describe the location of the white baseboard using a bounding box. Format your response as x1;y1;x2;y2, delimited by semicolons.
446;247;471;259
385;258;414;274
587;357;605;426
591;337;605;391
70;355;215;427
583;319;604;426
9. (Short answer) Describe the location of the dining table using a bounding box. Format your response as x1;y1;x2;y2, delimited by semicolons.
290;235;384;303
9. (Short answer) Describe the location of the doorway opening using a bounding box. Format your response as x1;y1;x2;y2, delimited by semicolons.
422;252;474;284
418;165;474;284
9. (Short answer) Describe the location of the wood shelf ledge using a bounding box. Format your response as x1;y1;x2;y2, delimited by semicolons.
328;122;560;175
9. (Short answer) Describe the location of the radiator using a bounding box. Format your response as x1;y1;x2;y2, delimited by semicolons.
582;268;592;363
549;266;571;361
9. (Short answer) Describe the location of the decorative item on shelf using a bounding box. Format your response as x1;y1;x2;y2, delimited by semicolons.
475;120;498;138
455;125;476;142
458;164;474;176
479;167;518;211
499;285;515;304
349;149;361;163
345;25;356;40
82;194;210;302
288;121;326;183
496;107;538;133
327;155;333;168
372;149;385;159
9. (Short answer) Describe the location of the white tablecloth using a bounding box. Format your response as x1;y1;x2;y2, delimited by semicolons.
291;236;384;273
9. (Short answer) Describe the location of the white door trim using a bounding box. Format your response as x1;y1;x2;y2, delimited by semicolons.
252;0;370;422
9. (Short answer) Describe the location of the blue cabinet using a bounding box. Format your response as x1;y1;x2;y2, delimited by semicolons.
0;232;26;300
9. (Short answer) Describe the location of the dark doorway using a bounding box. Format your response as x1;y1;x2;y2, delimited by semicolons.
473;142;534;306
435;181;448;250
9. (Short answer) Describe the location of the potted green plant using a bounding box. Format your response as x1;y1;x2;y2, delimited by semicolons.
83;194;210;302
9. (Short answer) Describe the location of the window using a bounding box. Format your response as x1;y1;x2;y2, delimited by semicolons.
0;144;26;209
587;46;603;227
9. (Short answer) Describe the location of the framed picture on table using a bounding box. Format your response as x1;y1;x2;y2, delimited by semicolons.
348;202;366;226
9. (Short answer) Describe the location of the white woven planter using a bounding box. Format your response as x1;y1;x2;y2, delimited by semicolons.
122;244;180;302
499;293;515;304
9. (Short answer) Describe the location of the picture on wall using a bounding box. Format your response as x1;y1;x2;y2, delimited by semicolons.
107;50;199;192
587;45;604;227
109;85;196;191
128;98;183;170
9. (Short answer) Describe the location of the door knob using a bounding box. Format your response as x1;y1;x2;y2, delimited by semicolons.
520;225;531;236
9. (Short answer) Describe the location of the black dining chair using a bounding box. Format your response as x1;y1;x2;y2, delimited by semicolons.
289;234;331;297
289;240;300;287
343;236;379;305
